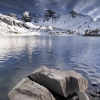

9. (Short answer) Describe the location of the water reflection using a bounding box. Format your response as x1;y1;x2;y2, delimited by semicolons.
0;36;100;100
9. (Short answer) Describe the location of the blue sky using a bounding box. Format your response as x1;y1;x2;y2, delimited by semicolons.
0;0;100;18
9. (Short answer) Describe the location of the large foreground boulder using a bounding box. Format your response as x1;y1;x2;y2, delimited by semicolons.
8;78;56;100
29;66;88;97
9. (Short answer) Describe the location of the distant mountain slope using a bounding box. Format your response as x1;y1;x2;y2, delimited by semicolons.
0;13;40;35
32;10;100;34
0;10;100;35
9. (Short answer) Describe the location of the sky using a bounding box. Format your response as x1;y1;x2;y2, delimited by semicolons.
0;0;100;18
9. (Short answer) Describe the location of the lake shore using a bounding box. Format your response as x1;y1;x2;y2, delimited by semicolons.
83;34;100;37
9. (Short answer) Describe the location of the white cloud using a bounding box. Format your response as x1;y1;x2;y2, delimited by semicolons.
60;1;70;10
95;15;100;18
87;7;100;16
0;2;21;10
74;0;97;13
37;0;54;4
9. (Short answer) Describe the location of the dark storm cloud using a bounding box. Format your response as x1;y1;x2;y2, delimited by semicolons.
0;0;100;18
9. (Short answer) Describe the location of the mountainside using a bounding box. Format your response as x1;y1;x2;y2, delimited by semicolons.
0;13;51;35
32;10;100;35
0;10;100;35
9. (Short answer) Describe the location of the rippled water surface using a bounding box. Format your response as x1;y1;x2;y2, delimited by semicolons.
0;36;100;100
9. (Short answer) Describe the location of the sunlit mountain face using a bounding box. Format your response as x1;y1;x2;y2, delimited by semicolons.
0;0;100;18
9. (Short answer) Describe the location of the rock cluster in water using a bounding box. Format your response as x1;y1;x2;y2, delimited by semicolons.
8;66;90;100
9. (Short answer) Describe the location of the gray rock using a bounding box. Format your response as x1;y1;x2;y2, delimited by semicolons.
23;23;31;29
3;18;13;25
7;13;17;19
22;11;31;22
8;78;56;100
2;17;6;22
0;16;3;21
93;97;100;100
85;90;93;100
23;11;30;18
70;96;78;100
96;90;100;94
13;21;23;27
13;20;18;26
0;17;13;25
92;83;99;86
17;22;23;27
78;91;89;100
90;92;100;97
29;66;88;97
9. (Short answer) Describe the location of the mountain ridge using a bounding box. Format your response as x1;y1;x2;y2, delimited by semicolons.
0;10;100;35
32;10;100;34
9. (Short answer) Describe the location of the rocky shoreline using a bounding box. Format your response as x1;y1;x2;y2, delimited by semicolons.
8;66;100;100
83;34;100;37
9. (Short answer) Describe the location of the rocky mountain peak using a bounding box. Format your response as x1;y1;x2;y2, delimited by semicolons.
33;14;39;23
43;10;56;21
43;10;61;22
7;13;18;19
22;11;31;22
44;10;56;17
69;10;79;18
69;10;77;15
69;10;85;18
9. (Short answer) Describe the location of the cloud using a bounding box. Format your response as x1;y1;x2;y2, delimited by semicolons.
60;1;70;10
0;0;100;17
36;0;55;5
73;0;97;13
87;7;100;16
96;15;100;18
0;2;21;10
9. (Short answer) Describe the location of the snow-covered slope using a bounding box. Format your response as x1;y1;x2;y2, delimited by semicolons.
0;10;100;36
33;11;91;29
72;18;100;34
32;10;100;35
0;13;41;35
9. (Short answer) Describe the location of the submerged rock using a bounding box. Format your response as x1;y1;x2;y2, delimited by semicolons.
90;92;100;97
92;83;99;86
8;78;56;100
29;66;88;97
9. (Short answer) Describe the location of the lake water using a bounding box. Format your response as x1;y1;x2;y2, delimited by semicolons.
0;36;100;100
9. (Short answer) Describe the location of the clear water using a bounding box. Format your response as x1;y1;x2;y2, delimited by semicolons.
0;36;100;100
